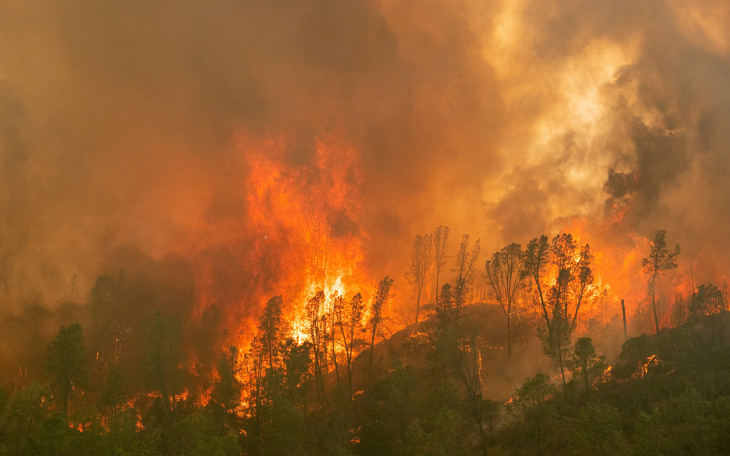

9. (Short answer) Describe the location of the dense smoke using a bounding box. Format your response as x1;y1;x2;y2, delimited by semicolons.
0;0;728;362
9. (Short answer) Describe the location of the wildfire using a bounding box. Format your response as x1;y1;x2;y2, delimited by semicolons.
197;131;373;351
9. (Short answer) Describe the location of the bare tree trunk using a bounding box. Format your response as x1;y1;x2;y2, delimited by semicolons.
506;310;512;359
621;299;628;342
331;323;340;388
558;342;566;389
652;274;660;334
368;329;376;385
414;289;421;334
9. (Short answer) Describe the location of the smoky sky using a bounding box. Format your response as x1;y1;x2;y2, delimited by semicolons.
0;0;729;324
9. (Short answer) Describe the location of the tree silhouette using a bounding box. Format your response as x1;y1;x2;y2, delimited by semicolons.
406;233;433;333
368;276;394;384
485;243;526;358
643;230;680;334
336;292;364;397
433;226;450;309
46;323;88;417
524;234;594;387
453;234;480;327
689;283;726;318
568;337;606;398
305;291;327;404
258;296;284;370
143;312;183;420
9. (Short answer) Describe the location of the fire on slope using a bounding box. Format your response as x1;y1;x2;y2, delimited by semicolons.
207;131;371;349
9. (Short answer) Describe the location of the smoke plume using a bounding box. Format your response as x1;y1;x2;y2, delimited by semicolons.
0;0;728;356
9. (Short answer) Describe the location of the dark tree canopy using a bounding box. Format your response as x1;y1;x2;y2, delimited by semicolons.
46;323;88;417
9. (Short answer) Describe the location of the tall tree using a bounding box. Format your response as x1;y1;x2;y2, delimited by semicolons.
198;303;223;388
510;373;558;456
46;323;88;417
567;337;606;399
642;230;680;334
337;292;364;397
524;234;594;388
258;296;284;370
453;235;480;326
523;235;550;333
433;226;450;309
484;243;526;358
440;332;488;456
143;312;183;420
305;291;327;404
326;292;343;388
368;276;394;384
436;283;455;330
211;346;243;419
406;233;433;333
546;234;594;387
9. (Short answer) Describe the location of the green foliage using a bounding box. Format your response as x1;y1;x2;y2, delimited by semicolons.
568;337;607;398
569;402;628;456
168;410;240;456
357;363;419;456
507;373;561;455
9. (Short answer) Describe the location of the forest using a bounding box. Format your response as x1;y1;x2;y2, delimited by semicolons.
1;226;729;456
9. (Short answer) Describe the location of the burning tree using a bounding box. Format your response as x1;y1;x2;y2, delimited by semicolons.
484;243;526;359
524;233;594;387
642;230;681;334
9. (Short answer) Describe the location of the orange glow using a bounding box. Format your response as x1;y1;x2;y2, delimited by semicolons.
198;131;373;351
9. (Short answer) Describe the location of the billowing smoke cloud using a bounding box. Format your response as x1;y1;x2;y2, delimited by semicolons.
0;0;728;357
